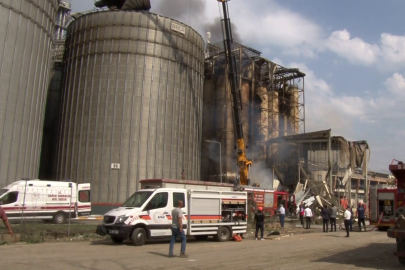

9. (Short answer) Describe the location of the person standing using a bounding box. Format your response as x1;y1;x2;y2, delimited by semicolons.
357;202;366;232
304;205;313;229
0;206;13;236
329;203;337;232
279;204;286;228
169;200;188;258
299;202;305;228
344;206;352;237
321;206;330;233
349;206;353;231
255;207;265;240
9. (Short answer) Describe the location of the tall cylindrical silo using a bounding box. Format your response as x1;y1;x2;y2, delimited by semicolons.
56;11;205;205
268;91;279;159
289;86;299;135
0;0;58;186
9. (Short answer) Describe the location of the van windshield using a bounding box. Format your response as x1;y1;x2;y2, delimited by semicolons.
0;189;8;198
122;191;153;207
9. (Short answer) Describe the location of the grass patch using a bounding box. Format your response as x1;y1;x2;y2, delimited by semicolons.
0;223;105;244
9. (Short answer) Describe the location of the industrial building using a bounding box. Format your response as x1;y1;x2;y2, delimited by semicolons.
55;9;205;205
0;1;391;213
0;0;58;187
202;41;305;184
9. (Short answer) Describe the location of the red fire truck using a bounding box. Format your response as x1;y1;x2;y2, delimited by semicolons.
387;160;405;265
369;187;397;230
242;187;295;216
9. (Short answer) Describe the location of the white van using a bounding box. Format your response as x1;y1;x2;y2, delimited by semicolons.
97;179;247;246
0;180;91;224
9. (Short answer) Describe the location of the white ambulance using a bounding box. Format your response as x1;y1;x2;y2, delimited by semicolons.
96;179;247;246
0;179;91;224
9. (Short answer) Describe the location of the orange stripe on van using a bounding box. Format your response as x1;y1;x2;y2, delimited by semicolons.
139;215;151;220
190;215;222;220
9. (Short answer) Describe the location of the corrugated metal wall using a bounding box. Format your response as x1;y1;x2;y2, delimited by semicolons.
56;11;205;203
0;0;58;186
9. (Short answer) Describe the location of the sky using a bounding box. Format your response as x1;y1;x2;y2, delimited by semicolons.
70;0;405;173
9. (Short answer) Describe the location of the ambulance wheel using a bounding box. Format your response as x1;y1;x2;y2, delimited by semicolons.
194;235;209;241
53;212;66;224
131;228;146;246
111;235;125;244
215;227;230;242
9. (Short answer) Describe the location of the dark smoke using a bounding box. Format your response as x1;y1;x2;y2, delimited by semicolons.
152;0;206;21
204;17;241;43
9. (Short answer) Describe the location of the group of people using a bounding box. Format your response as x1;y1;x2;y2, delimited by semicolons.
298;202;318;229
254;204;286;240
298;201;367;237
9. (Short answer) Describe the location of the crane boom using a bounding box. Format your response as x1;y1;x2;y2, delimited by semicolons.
218;0;252;186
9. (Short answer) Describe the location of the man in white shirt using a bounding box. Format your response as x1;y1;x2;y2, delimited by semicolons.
304;205;313;229
279;205;286;228
344;206;352;237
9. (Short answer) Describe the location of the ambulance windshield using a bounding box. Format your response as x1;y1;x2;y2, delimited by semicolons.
122;191;153;207
0;189;8;198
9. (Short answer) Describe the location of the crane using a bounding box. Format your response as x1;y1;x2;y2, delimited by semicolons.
217;0;252;186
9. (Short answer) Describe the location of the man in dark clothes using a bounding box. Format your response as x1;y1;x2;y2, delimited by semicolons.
329;203;337;232
321;206;330;232
255;207;265;240
357;202;366;232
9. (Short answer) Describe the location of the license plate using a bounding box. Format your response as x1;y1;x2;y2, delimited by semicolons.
109;230;119;235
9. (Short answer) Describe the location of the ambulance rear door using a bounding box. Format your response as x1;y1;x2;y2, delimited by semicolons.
77;184;91;216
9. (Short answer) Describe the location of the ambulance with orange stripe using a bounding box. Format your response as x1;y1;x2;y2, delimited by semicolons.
0;179;91;224
97;179;247;246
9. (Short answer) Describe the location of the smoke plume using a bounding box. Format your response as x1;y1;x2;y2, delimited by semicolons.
249;161;274;189
151;0;241;43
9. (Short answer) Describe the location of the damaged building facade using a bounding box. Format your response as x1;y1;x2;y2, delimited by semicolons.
201;41;305;185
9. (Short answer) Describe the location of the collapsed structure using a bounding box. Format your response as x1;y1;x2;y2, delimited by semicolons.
267;130;370;208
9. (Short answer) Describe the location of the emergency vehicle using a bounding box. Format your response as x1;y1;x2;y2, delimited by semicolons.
96;179;247;246
0;180;91;224
243;187;295;216
369;186;397;230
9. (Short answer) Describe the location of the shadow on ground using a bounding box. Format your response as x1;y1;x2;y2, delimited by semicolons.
314;242;402;269
90;236;217;246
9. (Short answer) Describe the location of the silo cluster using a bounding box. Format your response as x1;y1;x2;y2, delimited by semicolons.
0;0;58;186
202;42;305;184
55;11;205;203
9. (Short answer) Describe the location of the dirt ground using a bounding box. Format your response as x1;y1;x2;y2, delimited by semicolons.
1;229;401;270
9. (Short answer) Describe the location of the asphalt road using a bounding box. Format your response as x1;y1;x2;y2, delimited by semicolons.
1;230;401;270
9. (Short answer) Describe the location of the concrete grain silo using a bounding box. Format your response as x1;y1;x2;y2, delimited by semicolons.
0;0;58;186
56;11;205;207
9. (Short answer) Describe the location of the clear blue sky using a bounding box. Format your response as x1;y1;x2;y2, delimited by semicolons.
71;0;405;173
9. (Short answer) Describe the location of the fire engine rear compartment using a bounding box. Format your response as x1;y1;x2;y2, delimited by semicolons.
188;190;247;237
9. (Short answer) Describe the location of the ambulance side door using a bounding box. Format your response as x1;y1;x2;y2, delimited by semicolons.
172;191;188;232
143;192;171;237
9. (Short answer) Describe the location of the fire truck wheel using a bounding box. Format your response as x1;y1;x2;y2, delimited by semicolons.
111;235;125;244
53;212;66;224
194;235;209;241
215;227;230;242
131;228;146;246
